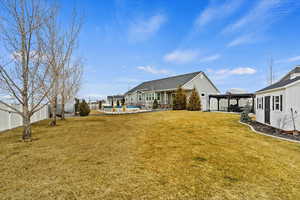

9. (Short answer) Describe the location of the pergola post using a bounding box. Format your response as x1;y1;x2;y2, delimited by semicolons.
217;98;220;111
252;96;255;113
237;98;240;107
227;95;231;112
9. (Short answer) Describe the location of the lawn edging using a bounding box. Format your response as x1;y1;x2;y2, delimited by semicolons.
239;121;300;144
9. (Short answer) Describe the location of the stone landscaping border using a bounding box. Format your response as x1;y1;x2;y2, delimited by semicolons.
239;121;300;144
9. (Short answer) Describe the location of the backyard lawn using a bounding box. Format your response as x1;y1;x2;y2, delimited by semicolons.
1;111;300;200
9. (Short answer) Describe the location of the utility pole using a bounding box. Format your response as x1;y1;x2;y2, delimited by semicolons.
268;57;274;85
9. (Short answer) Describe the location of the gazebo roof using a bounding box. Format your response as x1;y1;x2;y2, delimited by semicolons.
209;93;255;99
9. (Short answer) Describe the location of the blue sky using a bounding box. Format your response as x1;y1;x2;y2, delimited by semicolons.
60;0;300;100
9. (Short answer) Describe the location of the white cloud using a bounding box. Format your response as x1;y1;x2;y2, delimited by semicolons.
128;14;167;42
137;65;170;75
276;56;300;64
164;49;220;64
229;67;257;75
164;49;199;64
214;67;257;75
227;34;255;47
199;54;221;62
223;0;299;34
195;0;243;29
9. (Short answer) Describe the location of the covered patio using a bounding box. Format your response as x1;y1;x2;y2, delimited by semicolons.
209;93;255;113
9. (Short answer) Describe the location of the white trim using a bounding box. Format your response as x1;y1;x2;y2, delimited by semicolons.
239;121;300;144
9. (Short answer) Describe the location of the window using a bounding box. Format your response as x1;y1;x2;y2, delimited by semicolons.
157;93;160;100
275;96;280;110
138;95;142;101
257;97;263;109
273;95;283;111
152;93;154;100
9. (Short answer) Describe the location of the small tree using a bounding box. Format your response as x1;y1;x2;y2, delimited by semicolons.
187;88;201;111
173;87;186;110
240;104;251;123
98;101;102;110
121;98;125;106
153;99;159;109
79;99;90;116
74;98;80;115
116;100;120;107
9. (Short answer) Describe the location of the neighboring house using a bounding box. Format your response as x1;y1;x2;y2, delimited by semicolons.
124;71;220;110
107;95;124;106
256;66;300;131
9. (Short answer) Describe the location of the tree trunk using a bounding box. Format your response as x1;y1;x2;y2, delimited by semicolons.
61;93;65;120
22;111;31;141
50;96;57;126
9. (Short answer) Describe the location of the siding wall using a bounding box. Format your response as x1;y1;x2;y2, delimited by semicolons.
182;73;219;111
256;82;300;131
0;104;49;132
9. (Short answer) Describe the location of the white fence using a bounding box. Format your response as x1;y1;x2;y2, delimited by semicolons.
0;104;49;132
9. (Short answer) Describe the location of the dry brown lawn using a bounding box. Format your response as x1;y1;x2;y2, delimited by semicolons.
0;111;300;200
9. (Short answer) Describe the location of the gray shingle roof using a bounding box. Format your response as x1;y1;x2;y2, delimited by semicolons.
107;95;124;99
280;66;300;81
257;76;300;93
125;71;207;94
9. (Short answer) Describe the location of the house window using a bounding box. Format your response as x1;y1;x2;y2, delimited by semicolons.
157;93;160;100
138;95;141;101
152;93;154;100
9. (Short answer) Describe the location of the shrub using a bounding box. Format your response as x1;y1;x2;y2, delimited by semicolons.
74;98;80;115
173;87;186;110
152;99;159;109
98;101;102;110
240;105;251;123
79;100;90;116
187;88;201;111
121;98;125;106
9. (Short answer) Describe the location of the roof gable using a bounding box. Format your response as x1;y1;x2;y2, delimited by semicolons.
125;71;201;94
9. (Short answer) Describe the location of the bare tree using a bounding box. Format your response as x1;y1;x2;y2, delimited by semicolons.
44;7;83;124
0;0;54;140
60;59;83;119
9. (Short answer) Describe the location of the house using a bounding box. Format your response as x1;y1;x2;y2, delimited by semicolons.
124;71;220;110
256;66;300;132
107;95;124;106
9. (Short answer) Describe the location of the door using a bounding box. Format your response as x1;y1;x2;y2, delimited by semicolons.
264;96;271;124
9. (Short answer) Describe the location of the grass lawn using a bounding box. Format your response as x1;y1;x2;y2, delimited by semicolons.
1;111;300;200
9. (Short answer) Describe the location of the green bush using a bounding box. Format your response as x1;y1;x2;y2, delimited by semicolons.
121;98;125;106
240;105;251;123
152;99;159;109
79;100;90;116
173;86;187;110
187;88;201;111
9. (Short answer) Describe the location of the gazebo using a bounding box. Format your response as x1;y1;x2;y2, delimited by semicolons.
209;93;255;113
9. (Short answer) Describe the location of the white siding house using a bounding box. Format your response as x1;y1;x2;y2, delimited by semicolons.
124;71;220;110
256;66;300;131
